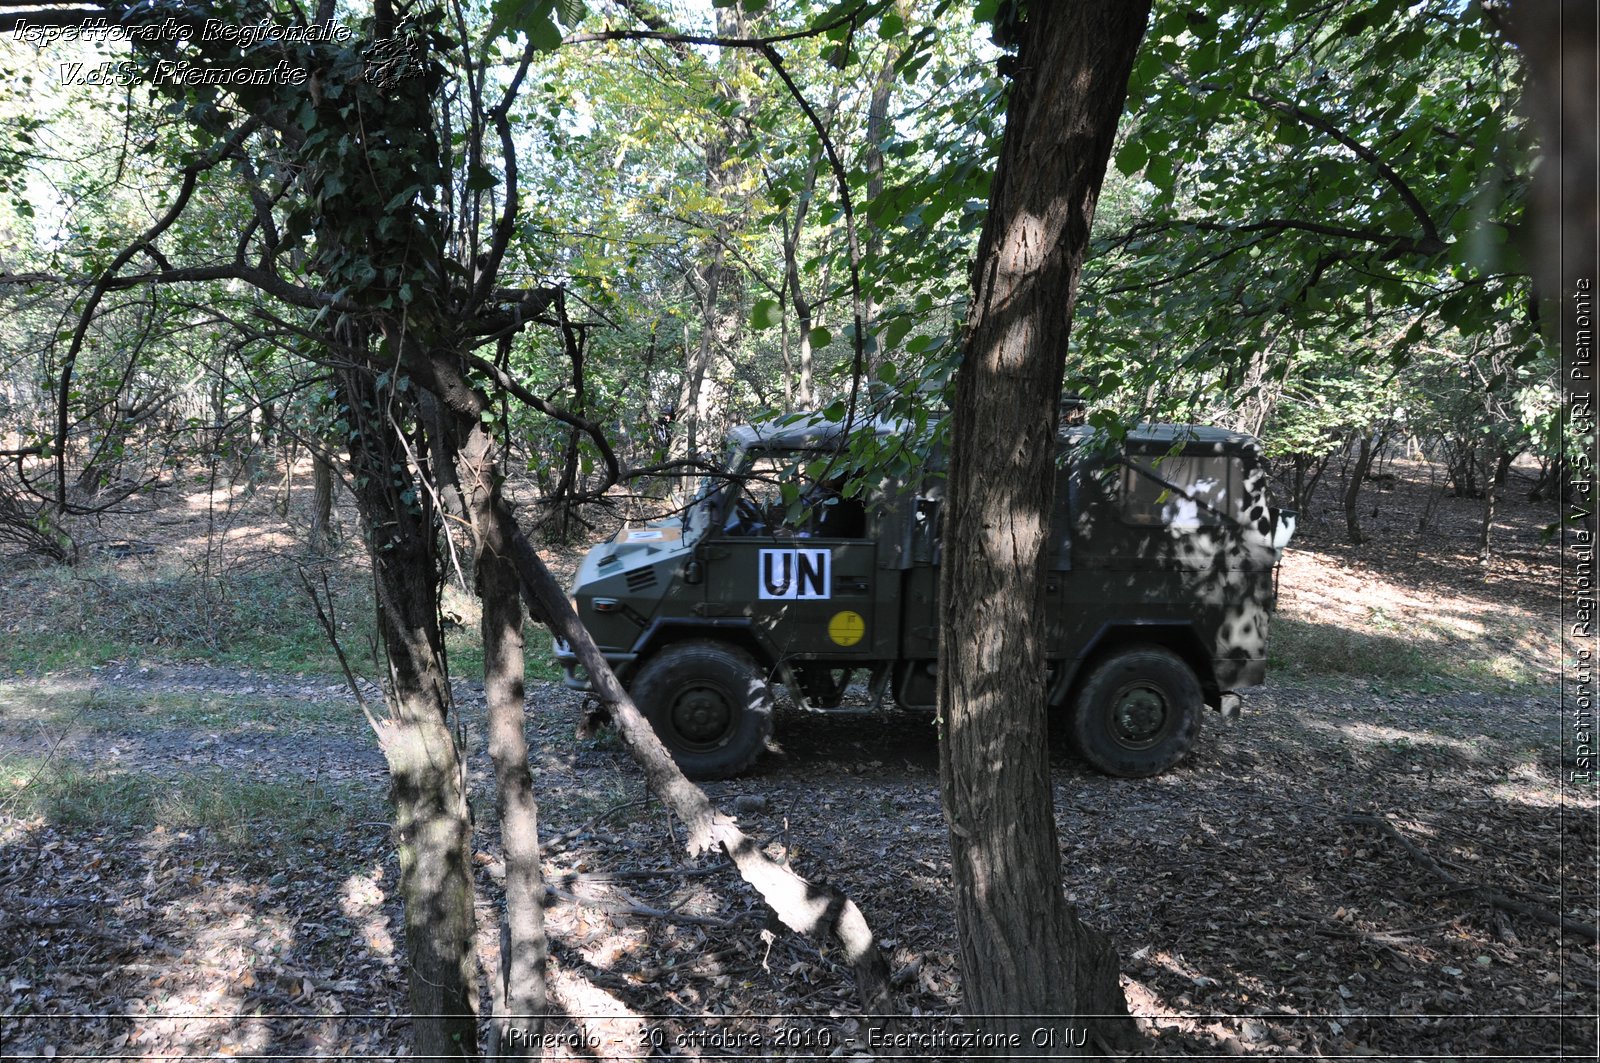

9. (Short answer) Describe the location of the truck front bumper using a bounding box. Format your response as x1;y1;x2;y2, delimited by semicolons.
551;637;637;692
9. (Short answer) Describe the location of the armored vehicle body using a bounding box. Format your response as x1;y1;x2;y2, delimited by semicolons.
555;415;1296;779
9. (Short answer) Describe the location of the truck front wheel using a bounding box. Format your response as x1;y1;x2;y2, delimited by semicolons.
630;641;774;780
1071;645;1202;777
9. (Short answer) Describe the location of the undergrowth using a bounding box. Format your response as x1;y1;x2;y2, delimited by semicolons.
0;682;364;736
0;756;382;854
1270;615;1547;694
0;556;560;682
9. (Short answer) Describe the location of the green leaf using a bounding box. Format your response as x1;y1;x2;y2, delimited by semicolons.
884;316;913;351
750;299;782;330
807;326;833;349
490;0;562;48
1144;153;1174;191
467;164;498;192
1115;139;1148;177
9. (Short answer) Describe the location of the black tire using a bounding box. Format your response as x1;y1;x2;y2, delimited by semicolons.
1071;645;1203;778
629;641;774;780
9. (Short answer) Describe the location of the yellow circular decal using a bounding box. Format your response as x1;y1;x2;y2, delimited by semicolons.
827;610;866;647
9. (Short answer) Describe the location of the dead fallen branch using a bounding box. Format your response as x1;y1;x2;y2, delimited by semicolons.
503;518;895;1017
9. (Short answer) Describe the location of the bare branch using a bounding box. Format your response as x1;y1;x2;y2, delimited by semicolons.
53;118;262;511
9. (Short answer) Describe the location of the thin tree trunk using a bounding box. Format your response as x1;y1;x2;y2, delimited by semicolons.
1479;450;1499;562
1344;433;1373;544
861;4;905;371
459;420;549;1060
1493;449;1516;488
781;165;819;407
677;250;724;460
936;3;1149;1056
340;367;479;1059
309;452;334;554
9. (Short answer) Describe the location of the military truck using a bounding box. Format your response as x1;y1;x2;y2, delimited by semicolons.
554;414;1296;779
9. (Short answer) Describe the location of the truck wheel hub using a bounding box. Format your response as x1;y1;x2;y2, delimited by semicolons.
672;686;732;746
1112;685;1168;746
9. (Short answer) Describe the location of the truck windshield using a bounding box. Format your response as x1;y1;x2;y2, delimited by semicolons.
681;444;745;545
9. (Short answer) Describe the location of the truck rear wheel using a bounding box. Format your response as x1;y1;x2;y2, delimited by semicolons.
1071;645;1202;777
630;641;774;780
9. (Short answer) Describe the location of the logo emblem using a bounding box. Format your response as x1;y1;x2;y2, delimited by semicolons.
758;548;830;599
828;610;866;646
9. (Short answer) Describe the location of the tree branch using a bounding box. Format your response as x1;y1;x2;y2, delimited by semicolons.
561;3;877;50
1246;91;1444;251
53;118;261;511
461;350;622;489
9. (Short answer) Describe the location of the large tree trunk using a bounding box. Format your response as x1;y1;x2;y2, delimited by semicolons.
936;3;1150;1056
340;367;480;1059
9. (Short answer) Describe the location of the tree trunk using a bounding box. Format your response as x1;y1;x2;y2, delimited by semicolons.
677;239;725;460
459;420;550;1060
1493;449;1516;489
340;368;480;1059
1479;449;1499;563
781;161;820;408
861;5;906;372
309;452;334;554
1344;433;1373;544
936;3;1149;1056
674;5;750;460
1499;1;1598;417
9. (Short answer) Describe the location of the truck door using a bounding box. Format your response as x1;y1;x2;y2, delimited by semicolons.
701;451;880;658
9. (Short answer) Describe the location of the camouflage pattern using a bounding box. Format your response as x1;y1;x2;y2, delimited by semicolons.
554;415;1295;776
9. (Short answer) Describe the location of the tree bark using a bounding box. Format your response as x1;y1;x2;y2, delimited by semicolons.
1498;1;1598;416
339;367;479;1060
458;420;550;1060
936;3;1150;1056
1344;433;1373;545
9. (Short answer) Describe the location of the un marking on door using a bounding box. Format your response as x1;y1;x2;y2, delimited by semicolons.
758;548;830;600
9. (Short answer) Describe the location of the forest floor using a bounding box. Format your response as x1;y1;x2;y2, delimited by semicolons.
0;456;1594;1059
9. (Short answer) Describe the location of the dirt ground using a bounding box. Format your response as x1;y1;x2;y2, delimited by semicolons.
0;457;1595;1059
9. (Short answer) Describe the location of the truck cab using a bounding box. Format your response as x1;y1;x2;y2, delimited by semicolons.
554;414;1295;779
